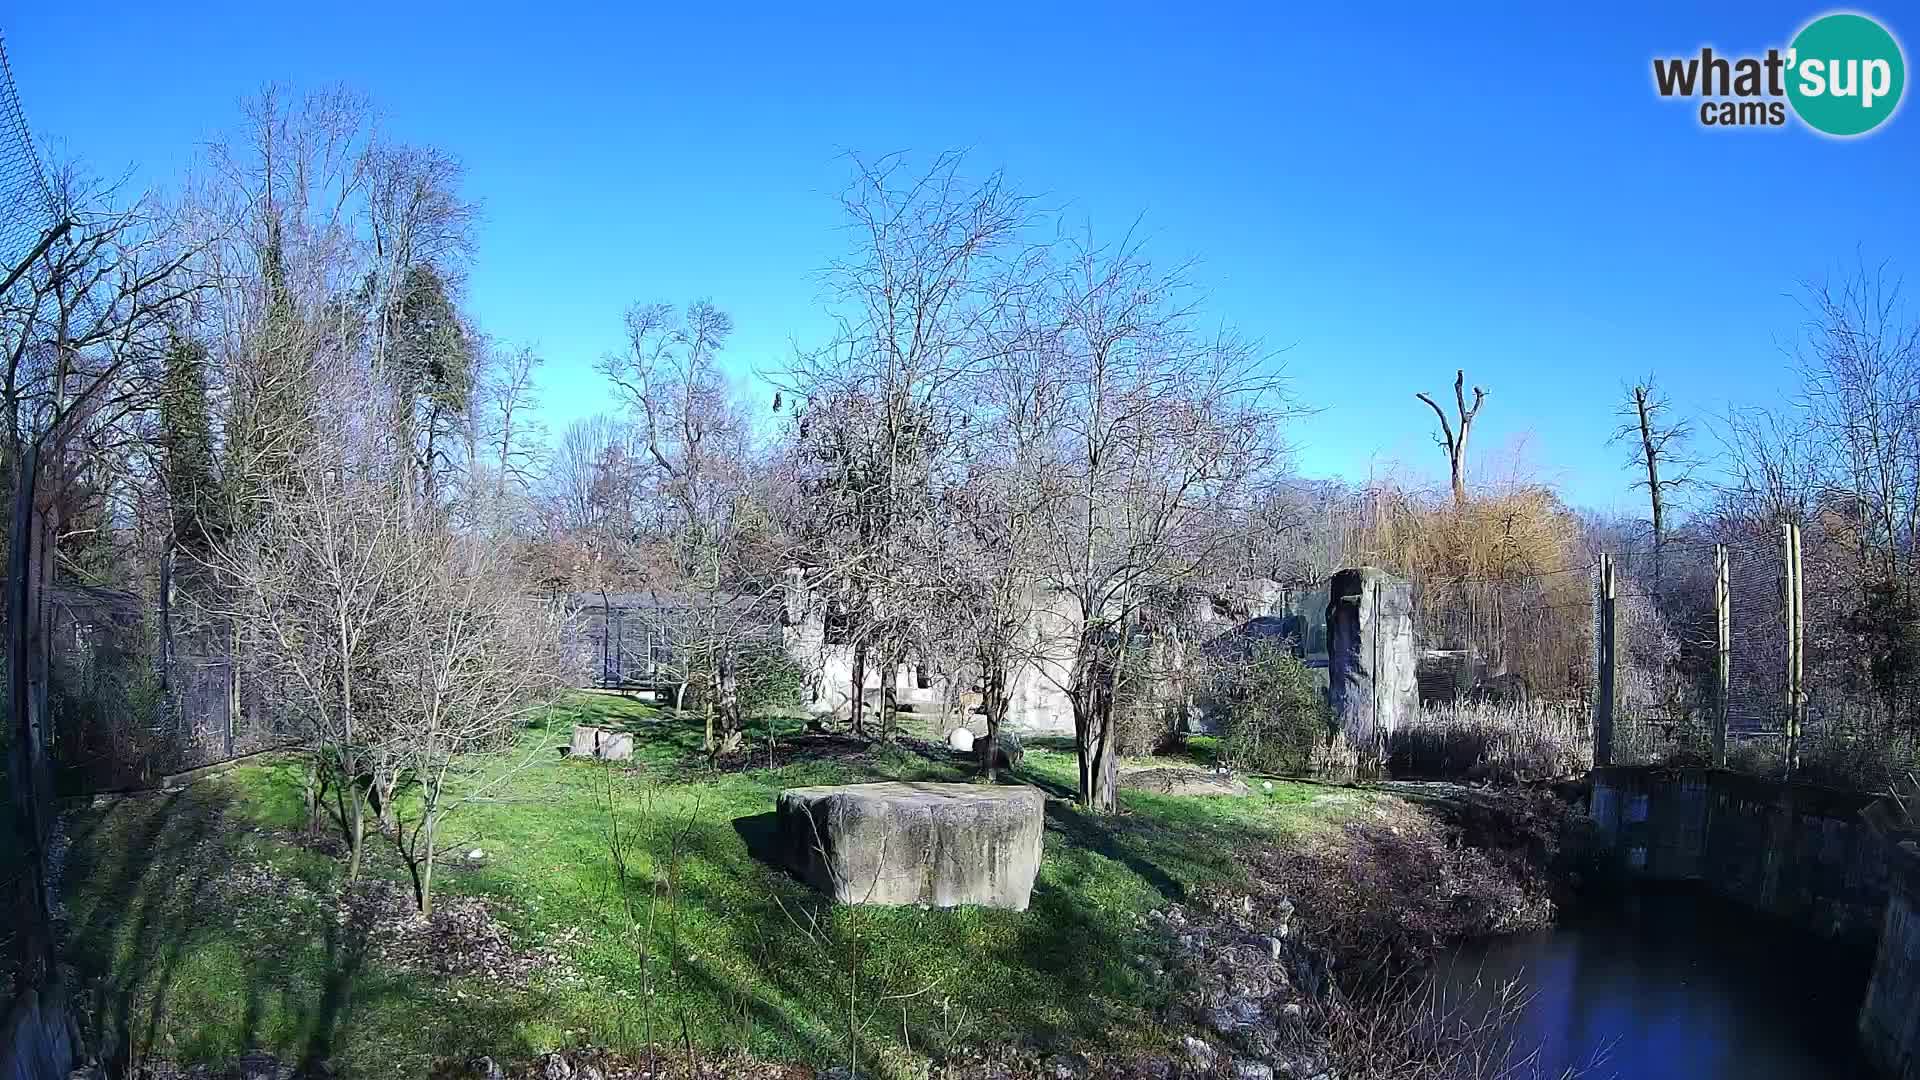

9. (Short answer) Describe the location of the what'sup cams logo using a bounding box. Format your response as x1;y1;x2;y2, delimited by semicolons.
1653;11;1906;136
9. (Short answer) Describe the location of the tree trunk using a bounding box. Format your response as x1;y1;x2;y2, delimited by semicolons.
376;764;399;832
344;753;367;880
849;639;868;738
303;753;323;838
981;661;1007;783
880;642;904;742
1087;681;1119;812
419;810;438;916
1071;636;1120;813
716;646;742;755
1634;385;1666;586
157;542;174;699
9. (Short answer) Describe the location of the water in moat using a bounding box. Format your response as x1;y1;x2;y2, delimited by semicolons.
1435;885;1878;1079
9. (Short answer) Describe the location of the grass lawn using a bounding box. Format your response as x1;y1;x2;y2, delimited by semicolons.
59;692;1385;1079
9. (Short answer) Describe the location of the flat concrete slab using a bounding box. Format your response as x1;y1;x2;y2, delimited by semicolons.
776;782;1045;910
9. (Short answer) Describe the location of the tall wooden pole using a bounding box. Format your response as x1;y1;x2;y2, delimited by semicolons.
1596;553;1616;768
1715;543;1730;768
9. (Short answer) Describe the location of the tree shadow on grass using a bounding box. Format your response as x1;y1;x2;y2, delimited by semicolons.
62;782;541;1074
1040;801;1185;903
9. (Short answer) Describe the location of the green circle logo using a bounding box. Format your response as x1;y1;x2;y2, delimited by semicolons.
1787;12;1906;136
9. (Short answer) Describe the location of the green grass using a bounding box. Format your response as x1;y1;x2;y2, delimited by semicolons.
60;691;1376;1078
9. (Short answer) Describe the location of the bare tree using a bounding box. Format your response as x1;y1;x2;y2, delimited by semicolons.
1610;375;1696;561
598;300;780;753
1416;370;1487;505
946;341;1058;779
485;341;547;500
1793;266;1920;585
389;535;567;913
1032;230;1291;812
198;403;417;880
780;151;1045;740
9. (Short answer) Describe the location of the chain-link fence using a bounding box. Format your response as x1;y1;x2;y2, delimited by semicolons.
39;578;298;793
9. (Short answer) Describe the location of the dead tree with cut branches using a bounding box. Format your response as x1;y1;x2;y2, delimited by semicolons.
1416;369;1487;506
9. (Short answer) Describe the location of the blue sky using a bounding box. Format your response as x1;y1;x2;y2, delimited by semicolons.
6;3;1916;514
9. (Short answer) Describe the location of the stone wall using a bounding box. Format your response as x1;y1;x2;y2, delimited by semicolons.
1588;767;1889;941
1861;834;1920;1079
1589;767;1920;1074
780;584;1084;737
778;574;1327;740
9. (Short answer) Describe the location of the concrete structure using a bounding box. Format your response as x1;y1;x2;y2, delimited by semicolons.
1588;766;1890;940
776;782;1045;910
568;724;634;762
779;571;1326;738
1589;767;1920;1074
1326;568;1417;776
1861;822;1920;1078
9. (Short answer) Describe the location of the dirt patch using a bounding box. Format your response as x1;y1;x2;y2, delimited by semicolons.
336;878;583;986
713;732;956;774
1118;768;1250;798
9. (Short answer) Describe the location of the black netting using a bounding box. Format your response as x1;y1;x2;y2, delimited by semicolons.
0;30;56;287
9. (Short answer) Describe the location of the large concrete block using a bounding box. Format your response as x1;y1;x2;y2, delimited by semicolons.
569;724;633;761
1326;567;1417;777
776;782;1045;910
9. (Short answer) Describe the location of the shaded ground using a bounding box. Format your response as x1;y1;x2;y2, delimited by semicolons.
56;693;1558;1079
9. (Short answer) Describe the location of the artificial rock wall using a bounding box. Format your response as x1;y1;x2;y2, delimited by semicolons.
1326;567;1417;776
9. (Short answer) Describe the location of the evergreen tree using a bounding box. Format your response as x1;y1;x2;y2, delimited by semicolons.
385;263;473;505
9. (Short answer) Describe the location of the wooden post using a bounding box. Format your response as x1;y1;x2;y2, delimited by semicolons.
1596;552;1616;768
1715;543;1730;768
1783;523;1804;778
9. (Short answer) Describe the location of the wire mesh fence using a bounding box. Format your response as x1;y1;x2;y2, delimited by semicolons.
1604;537;1788;766
1596;526;1920;790
1395;568;1599;779
0;30;55;282
0;25;57;1007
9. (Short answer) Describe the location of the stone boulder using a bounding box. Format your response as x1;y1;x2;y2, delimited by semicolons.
776;782;1045;910
569;724;634;761
1119;767;1250;797
947;726;975;752
972;730;1024;771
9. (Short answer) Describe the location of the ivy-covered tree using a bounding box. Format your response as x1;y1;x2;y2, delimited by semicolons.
158;335;221;547
384;263;474;507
